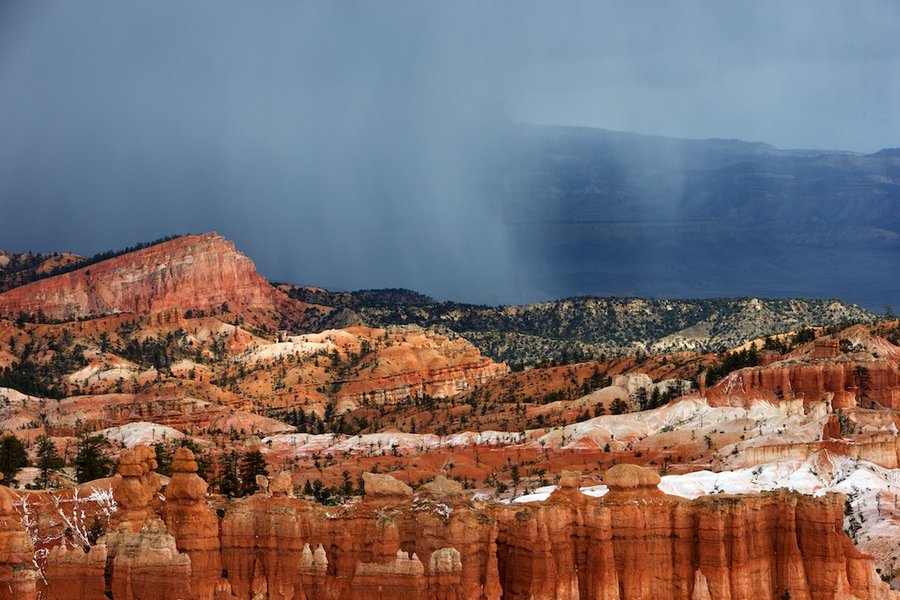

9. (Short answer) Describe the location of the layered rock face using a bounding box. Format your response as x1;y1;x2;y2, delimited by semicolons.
0;233;307;328
707;358;900;409
7;455;895;600
0;477;39;600
336;329;509;408
496;465;894;600
6;391;282;438
735;433;900;470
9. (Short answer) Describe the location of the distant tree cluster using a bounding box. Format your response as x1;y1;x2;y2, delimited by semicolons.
300;471;362;505
637;383;685;411
280;407;327;434
118;329;191;371
705;345;760;386
215;449;268;498
0;333;88;398
0;432;112;489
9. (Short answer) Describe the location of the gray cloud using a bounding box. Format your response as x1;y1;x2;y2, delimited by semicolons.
0;1;898;303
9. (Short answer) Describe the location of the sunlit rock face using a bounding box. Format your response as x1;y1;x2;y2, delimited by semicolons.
3;455;896;600
0;233;307;329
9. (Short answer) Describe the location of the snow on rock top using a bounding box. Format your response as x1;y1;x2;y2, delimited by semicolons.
99;422;185;446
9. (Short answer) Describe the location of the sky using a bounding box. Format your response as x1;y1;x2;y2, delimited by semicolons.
1;1;899;304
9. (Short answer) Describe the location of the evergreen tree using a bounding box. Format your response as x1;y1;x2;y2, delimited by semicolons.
341;470;354;497
636;388;649;411
154;442;173;477
35;435;64;489
217;451;241;498
649;387;662;410
610;399;629;415
74;434;113;483
238;450;268;496
0;435;29;486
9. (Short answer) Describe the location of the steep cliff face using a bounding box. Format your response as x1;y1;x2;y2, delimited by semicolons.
707;358;900;409
496;465;893;600
0;233;314;329
8;455;896;600
0;479;39;600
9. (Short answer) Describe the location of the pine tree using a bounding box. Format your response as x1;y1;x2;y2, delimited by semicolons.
154;442;173;477
238;450;268;496
0;435;29;486
610;399;629;415
217;451;241;498
35;435;64;489
74;434;113;483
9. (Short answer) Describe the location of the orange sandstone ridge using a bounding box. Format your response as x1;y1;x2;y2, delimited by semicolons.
705;328;900;409
0;233;319;330
2;452;896;600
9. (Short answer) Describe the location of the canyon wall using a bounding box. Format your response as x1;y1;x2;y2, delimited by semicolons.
3;453;895;600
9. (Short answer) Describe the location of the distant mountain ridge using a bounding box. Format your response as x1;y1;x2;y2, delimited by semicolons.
484;124;900;310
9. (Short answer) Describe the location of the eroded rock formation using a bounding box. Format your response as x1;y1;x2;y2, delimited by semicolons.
6;454;898;599
707;358;900;409
0;476;39;600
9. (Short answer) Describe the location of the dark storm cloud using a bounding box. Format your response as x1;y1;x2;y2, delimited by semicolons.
1;1;898;303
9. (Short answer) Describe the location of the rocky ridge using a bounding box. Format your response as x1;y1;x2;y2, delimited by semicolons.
288;287;875;368
0;233;325;331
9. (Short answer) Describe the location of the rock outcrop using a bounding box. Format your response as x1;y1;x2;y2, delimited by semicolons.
0;477;39;600
498;466;895;600
707;358;900;409
44;544;107;600
162;447;223;599
5;454;898;599
334;328;510;409
0;233;313;329
362;472;414;499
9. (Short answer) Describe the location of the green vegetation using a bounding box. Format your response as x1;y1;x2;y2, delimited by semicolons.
74;434;114;483
0;334;88;398
287;292;874;368
216;451;241;498
118;329;192;371
238;450;268;496
705;345;759;386
298;471;363;506
637;384;685;411
35;435;64;489
610;399;629;415
0;435;29;486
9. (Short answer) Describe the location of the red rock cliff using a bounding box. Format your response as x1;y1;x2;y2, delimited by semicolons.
9;457;894;599
0;233;308;329
707;358;900;409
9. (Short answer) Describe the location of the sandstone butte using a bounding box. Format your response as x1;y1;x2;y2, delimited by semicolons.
0;232;320;330
0;449;894;600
